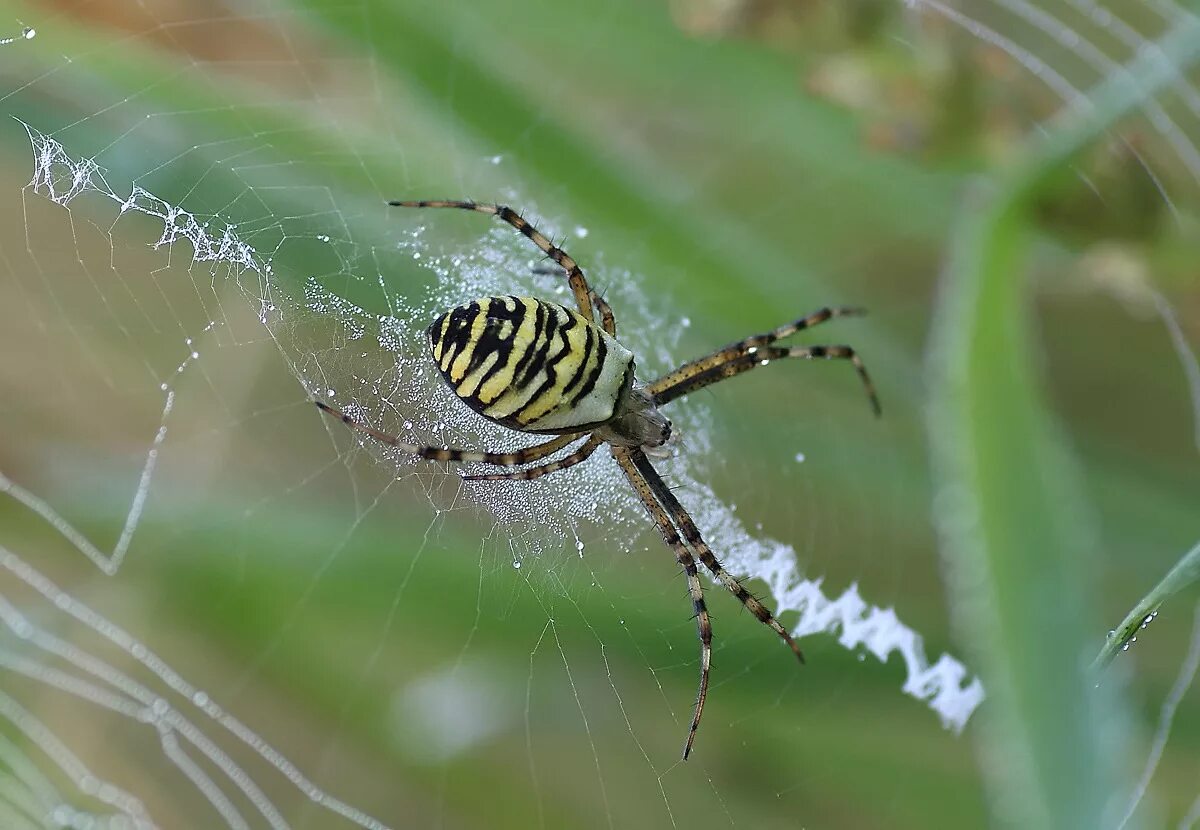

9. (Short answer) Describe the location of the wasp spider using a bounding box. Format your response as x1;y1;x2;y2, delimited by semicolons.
316;200;880;759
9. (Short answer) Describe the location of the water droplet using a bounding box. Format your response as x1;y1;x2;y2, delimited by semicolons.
512;560;522;569
794;452;806;463
680;316;691;328
573;226;589;238
490;155;504;165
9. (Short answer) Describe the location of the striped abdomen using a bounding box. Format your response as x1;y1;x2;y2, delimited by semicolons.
429;296;634;433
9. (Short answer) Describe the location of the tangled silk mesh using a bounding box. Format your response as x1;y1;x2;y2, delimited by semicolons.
6;123;985;823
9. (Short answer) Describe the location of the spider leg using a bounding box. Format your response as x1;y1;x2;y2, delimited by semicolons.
628;450;806;665
649;306;863;393
463;435;603;481
315;401;580;465
591;291;616;337
652;342;880;416
648;307;878;413
390;200;596;324
613;447;712;761
533;265;616;337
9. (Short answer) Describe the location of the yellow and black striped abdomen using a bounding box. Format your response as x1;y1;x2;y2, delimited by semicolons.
429;296;635;433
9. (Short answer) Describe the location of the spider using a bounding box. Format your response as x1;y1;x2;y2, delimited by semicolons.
316;199;880;759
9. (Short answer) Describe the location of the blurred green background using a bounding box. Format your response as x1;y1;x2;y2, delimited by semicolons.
1;0;1199;828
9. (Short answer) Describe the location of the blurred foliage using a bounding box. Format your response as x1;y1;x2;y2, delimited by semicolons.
930;25;1200;826
0;0;1199;829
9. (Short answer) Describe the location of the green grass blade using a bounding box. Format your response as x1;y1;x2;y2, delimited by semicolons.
926;15;1200;830
1094;540;1200;671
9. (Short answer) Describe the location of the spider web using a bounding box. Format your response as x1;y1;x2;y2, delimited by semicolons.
0;2;1198;828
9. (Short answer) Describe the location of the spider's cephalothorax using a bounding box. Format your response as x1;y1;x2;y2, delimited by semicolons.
428;295;671;447
316;199;881;760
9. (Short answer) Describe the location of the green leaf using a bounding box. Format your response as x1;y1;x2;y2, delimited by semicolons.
1094;540;1200;671
926;16;1200;830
